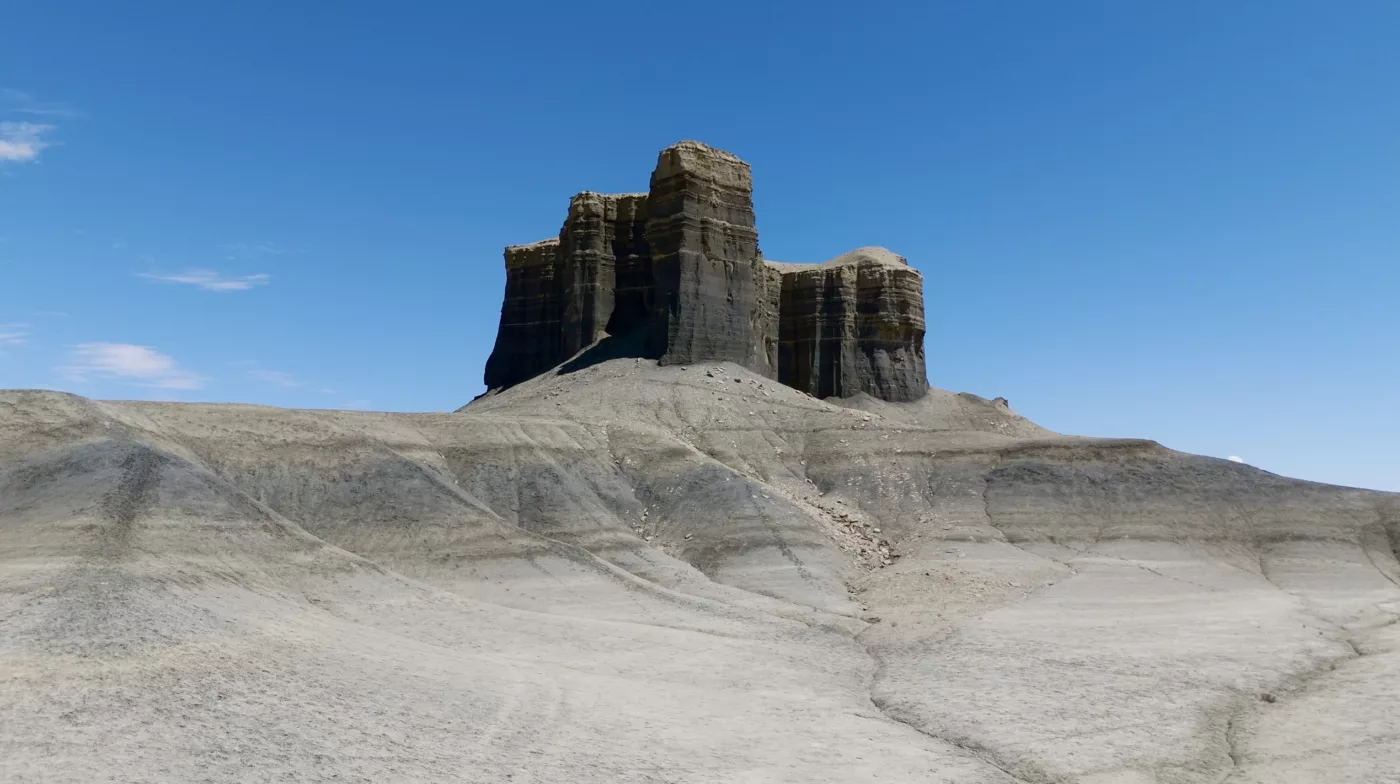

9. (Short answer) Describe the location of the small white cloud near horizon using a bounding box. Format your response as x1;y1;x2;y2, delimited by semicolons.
61;343;205;390
1227;455;1245;463
337;399;371;410
249;368;301;388
0;121;55;163
138;269;270;292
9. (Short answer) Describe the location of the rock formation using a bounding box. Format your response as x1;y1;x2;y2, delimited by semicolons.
482;194;651;391
644;141;773;373
772;248;927;402
481;239;563;391
483;141;928;401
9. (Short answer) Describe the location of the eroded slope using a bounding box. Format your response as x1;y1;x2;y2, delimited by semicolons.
2;365;1397;783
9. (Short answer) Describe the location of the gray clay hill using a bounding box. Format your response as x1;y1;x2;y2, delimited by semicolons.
3;142;1398;784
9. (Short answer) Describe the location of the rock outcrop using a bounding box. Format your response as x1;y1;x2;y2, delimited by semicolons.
772;248;927;402
483;141;928;401
482;239;563;391
482;194;651;391
644;141;774;373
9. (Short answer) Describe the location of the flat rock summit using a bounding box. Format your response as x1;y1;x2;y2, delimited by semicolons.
3;143;1398;784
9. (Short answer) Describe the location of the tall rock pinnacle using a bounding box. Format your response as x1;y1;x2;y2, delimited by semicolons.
644;141;774;375
482;141;929;402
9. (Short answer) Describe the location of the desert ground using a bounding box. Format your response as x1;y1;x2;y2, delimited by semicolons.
3;359;1397;783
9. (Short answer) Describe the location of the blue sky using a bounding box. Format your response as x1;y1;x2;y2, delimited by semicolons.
1;1;1396;491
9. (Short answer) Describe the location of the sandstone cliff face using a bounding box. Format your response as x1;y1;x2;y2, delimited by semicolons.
482;239;563;390
605;193;653;337
645;142;773;375
557;192;650;357
482;141;927;402
771;248;928;402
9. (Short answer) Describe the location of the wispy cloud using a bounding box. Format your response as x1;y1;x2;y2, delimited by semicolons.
0;121;55;163
337;399;371;410
60;343;205;389
220;241;288;260
0;323;28;348
249;368;301;388
1227;456;1245;463
137;269;270;292
0;89;81;118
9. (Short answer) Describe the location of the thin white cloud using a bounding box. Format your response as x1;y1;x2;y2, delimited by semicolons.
1227;456;1245;463
338;399;371;410
249;368;301;388
137;269;270;292
220;241;288;259
61;343;205;390
0;89;81;118
0;323;27;346
0;121;55;163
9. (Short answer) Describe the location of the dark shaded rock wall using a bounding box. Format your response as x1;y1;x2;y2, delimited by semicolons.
558;192;630;357
772;249;928;402
482;142;927;402
483;239;565;390
604;193;652;337
644;141;774;375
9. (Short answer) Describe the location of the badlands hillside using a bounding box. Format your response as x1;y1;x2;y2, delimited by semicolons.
2;142;1397;783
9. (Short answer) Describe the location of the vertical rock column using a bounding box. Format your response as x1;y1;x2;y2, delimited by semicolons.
483;239;565;390
604;193;653;337
761;258;784;374
854;254;927;401
644;141;774;375
557;192;620;358
774;248;928;401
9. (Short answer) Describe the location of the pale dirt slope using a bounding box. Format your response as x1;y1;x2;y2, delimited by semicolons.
2;360;1398;783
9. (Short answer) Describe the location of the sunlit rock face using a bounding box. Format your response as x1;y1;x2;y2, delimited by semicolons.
771;248;928;402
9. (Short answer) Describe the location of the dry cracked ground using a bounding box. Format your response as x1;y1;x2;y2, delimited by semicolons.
2;359;1398;783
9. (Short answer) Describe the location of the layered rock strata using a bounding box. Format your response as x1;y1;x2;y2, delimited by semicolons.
644;141;773;373
772;248;927;402
557;192;649;357
482;239;563;391
483;141;927;401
